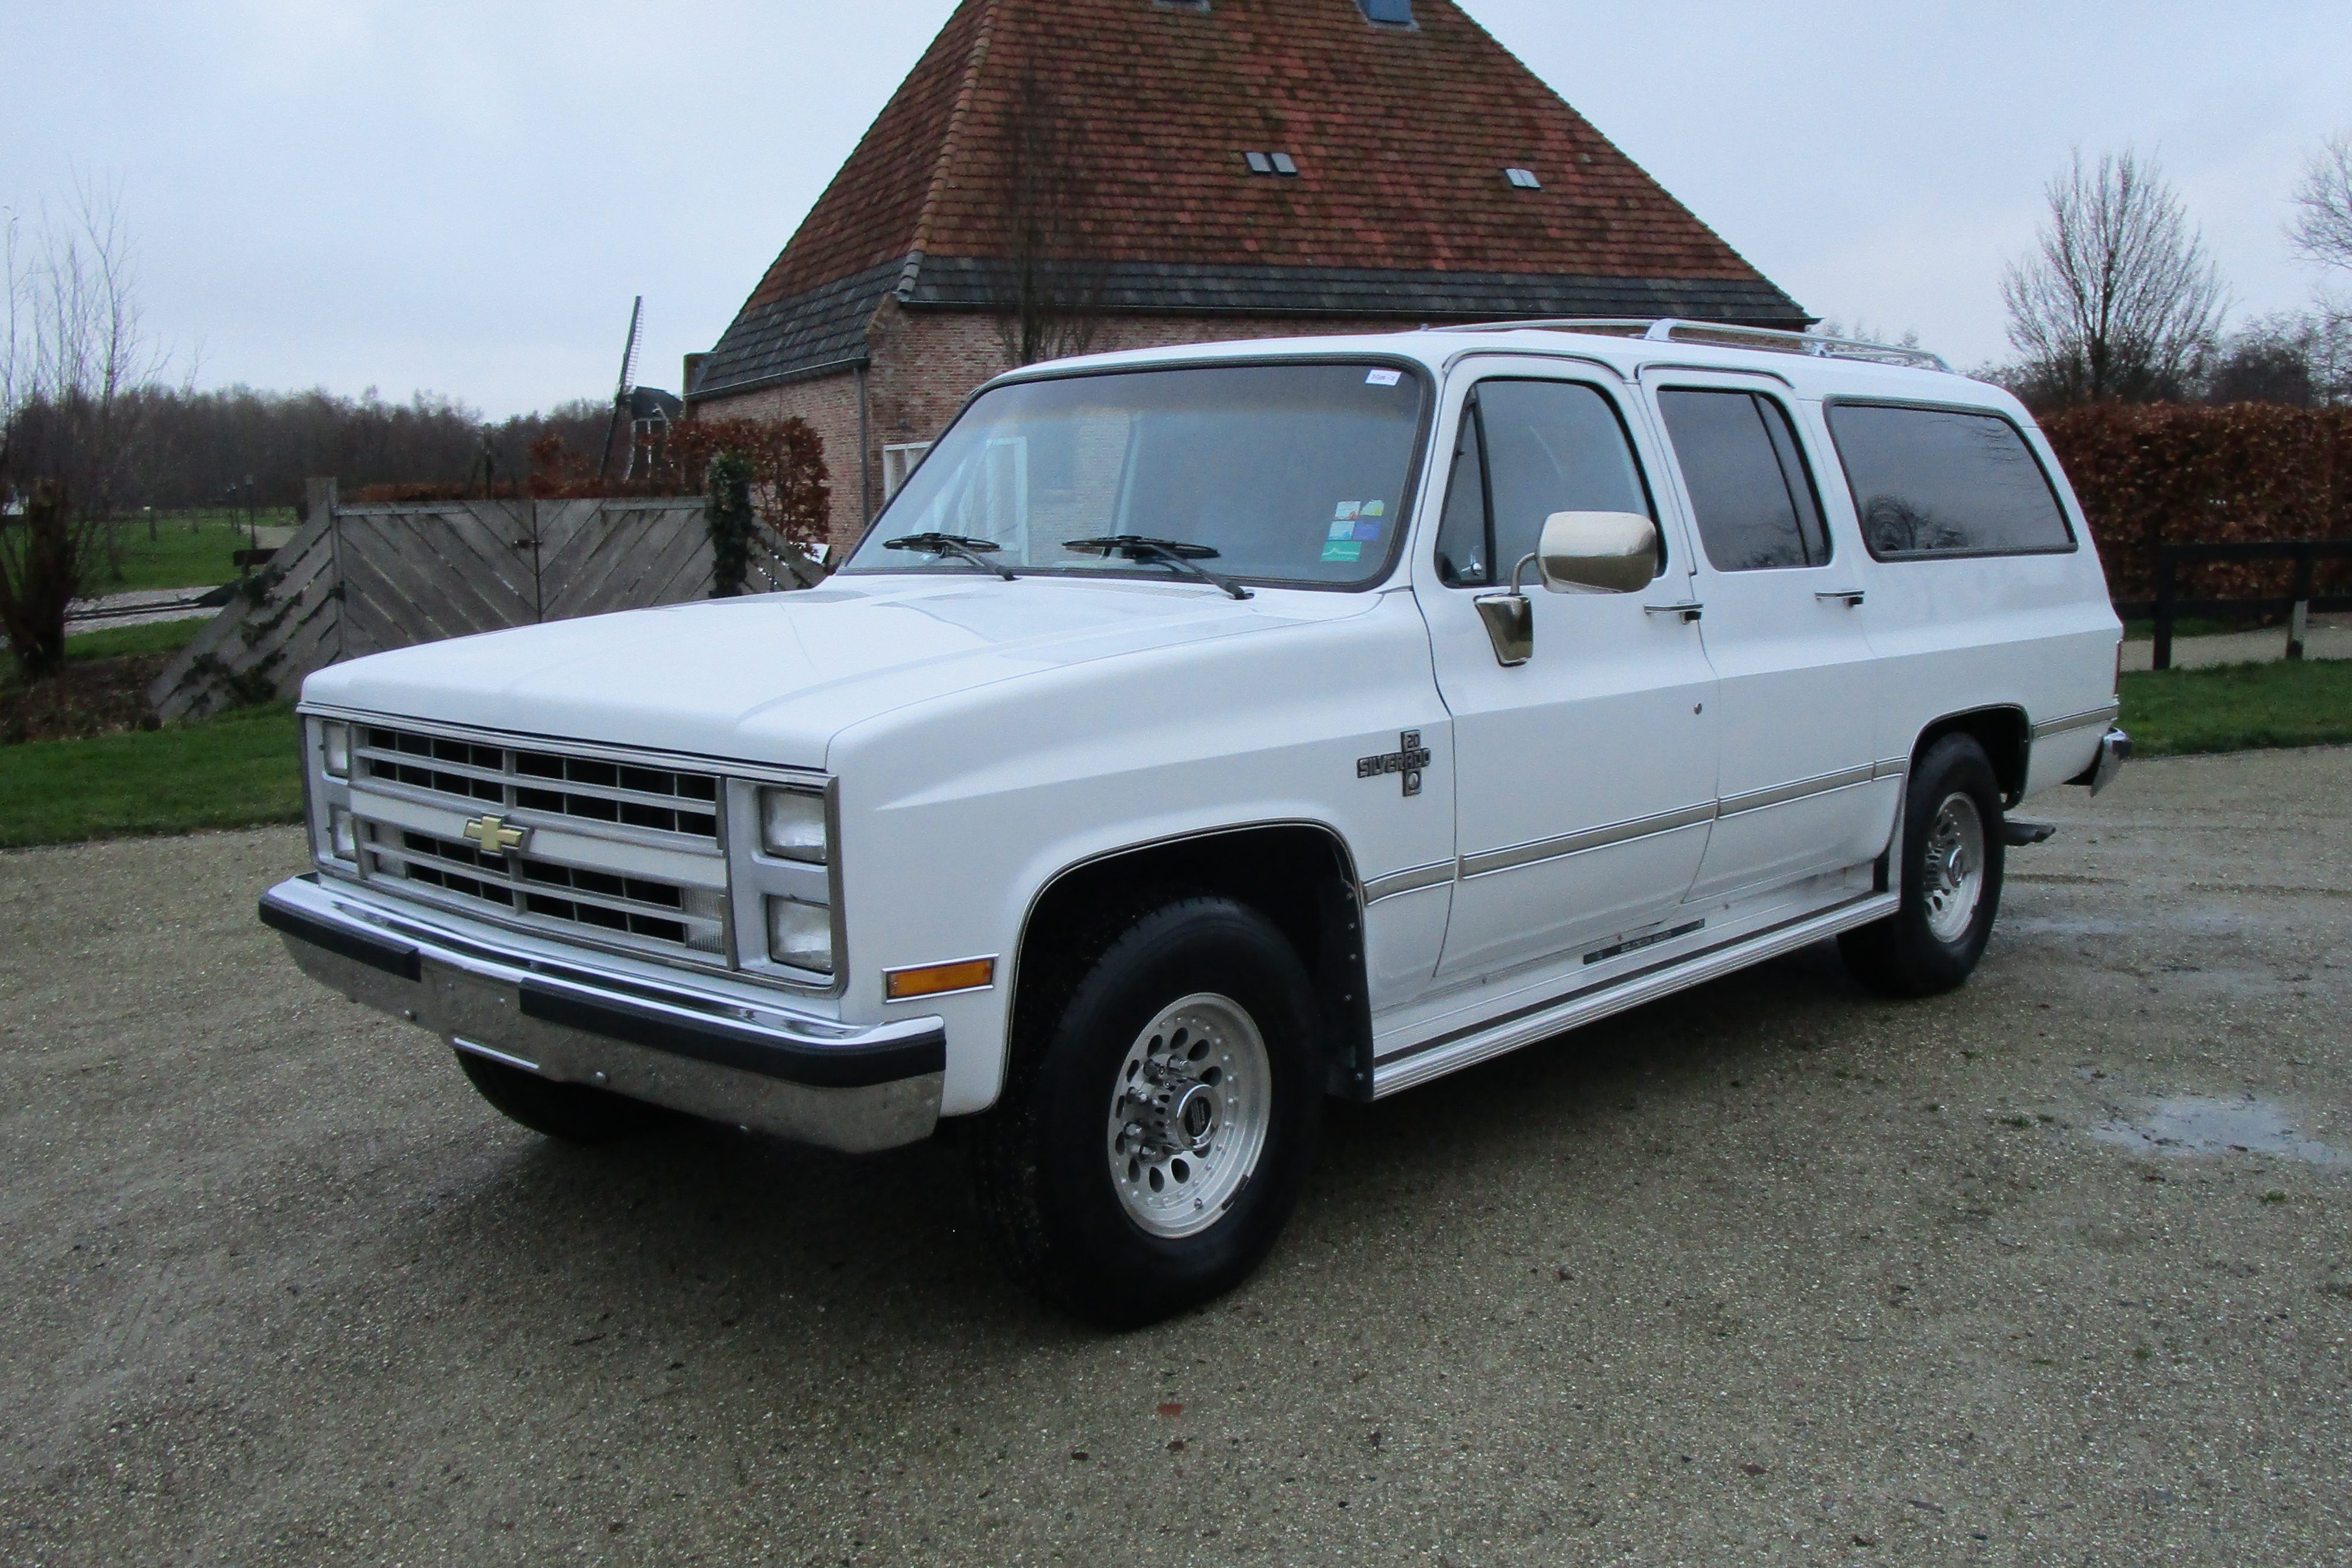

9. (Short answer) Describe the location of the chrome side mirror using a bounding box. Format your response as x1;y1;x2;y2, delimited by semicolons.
1471;512;1660;667
1535;510;1660;595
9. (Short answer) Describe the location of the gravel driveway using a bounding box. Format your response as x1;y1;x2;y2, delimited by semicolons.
4;750;2347;1566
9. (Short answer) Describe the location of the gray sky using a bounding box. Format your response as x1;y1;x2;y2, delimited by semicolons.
7;1;2349;417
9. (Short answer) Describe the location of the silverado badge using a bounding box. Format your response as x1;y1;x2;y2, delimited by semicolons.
461;814;529;856
1357;730;1431;798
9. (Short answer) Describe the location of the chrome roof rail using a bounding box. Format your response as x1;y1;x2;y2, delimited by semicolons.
1428;317;1953;373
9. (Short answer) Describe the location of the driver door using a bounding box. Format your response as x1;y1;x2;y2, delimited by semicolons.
1415;365;1720;980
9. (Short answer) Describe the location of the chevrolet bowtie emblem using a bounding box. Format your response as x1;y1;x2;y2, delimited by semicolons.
1356;730;1432;798
461;814;529;856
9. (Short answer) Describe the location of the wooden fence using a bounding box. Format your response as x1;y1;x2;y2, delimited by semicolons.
150;480;719;723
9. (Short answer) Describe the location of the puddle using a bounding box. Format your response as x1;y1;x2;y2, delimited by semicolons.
2088;1095;2339;1164
2007;916;2133;936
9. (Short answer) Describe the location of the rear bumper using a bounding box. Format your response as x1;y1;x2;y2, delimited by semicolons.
260;875;942;1153
2071;726;2131;796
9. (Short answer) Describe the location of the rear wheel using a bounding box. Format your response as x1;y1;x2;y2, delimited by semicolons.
454;1049;657;1144
1840;733;2006;997
968;897;1322;1327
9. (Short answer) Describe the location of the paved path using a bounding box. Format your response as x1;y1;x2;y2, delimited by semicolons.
63;586;224;633
2123;612;2352;671
3;752;2347;1565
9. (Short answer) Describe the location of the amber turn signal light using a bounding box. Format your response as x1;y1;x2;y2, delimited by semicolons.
883;957;996;1002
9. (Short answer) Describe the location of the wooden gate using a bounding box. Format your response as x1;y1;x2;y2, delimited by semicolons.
152;484;718;723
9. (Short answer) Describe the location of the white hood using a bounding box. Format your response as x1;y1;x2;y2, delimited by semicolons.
301;574;1373;767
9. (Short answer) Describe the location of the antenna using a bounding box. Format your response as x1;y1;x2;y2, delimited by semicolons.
599;295;645;481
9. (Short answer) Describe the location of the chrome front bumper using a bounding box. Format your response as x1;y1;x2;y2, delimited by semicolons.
259;875;943;1153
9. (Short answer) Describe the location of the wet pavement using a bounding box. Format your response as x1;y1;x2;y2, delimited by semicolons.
2;748;2348;1565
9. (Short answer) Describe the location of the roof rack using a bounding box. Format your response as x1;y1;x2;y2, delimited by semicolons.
1431;317;1952;373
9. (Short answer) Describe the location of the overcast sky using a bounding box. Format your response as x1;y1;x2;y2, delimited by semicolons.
6;1;2348;418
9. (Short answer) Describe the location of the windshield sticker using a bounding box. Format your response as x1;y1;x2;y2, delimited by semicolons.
1352;520;1383;542
1333;501;1362;521
1321;538;1363;563
1362;500;1386;517
1365;368;1403;387
1328;520;1357;541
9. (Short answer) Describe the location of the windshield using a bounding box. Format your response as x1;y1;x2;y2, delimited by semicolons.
842;361;1429;589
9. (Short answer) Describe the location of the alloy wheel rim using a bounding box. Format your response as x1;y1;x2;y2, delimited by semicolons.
1921;791;1987;944
1105;992;1271;1239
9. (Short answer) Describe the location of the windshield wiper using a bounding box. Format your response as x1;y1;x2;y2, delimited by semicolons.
1061;535;1253;601
883;531;1017;581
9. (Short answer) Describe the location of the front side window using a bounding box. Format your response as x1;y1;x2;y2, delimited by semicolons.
1826;402;2075;560
842;362;1429;589
1657;388;1830;571
1434;379;1655;588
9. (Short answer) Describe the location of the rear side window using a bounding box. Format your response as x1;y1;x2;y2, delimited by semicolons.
1657;389;1830;571
1434;380;1654;588
1826;403;2075;560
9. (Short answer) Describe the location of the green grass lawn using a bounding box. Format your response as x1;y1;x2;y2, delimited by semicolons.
62;617;209;663
2120;658;2352;757
83;509;295;594
0;618;206;698
0;705;303;849
0;649;2344;853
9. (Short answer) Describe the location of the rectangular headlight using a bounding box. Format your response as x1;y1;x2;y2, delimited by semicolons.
766;895;834;973
328;805;356;863
759;786;828;863
321;721;352;780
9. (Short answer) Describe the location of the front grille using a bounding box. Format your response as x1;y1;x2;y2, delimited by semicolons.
348;723;731;962
365;827;725;955
360;726;719;842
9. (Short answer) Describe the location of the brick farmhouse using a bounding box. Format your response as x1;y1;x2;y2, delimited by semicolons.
687;0;1809;556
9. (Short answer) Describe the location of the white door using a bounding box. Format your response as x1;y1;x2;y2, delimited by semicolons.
1416;366;1720;979
1642;374;1895;900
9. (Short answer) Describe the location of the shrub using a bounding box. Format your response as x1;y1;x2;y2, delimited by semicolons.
705;454;755;598
664;417;829;549
2040;403;2352;605
0;483;84;680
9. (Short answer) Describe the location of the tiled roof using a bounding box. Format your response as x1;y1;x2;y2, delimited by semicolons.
697;0;1808;397
692;261;904;397
905;258;1803;321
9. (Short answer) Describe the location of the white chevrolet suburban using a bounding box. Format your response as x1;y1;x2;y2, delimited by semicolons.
263;320;2128;1325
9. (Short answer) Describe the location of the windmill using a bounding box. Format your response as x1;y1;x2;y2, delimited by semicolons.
598;295;644;482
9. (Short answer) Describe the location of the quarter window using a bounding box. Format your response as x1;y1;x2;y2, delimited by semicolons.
1826;403;2075;559
1434;380;1655;588
1657;389;1830;571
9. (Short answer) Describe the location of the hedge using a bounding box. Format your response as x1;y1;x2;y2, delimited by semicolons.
2039;403;2352;606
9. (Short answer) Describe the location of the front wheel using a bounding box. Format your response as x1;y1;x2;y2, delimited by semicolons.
967;897;1323;1327
1840;733;2007;997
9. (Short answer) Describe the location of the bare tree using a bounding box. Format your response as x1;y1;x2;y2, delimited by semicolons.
2289;131;2352;273
2001;149;2227;406
1;178;173;675
992;64;1108;368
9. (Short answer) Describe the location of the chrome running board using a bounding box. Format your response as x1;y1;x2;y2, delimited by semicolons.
1370;890;1898;1098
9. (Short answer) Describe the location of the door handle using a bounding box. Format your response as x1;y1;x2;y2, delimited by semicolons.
1643;601;1703;623
1814;588;1866;606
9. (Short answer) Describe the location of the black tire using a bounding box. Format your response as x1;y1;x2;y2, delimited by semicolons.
1840;733;2007;998
454;1049;657;1144
968;896;1324;1328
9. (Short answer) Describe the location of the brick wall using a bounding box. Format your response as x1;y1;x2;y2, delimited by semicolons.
694;306;1405;558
